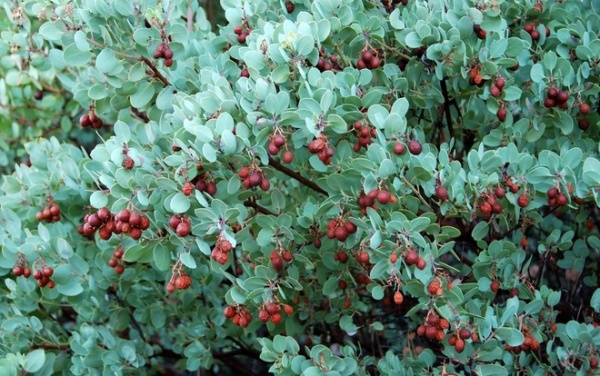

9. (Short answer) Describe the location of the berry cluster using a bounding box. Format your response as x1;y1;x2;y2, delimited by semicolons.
192;174;217;196
239;166;270;191
333;250;349;263
169;214;192;237
447;328;476;353
35;199;61;223
489;76;506;98
79;109;104;129
473;24;486;39
352;121;376;151
523;22;549;42
223;305;253;328
468;65;485;87
505;327;540;354
258;302;294;325
315;54;340;72
416;313;450;342
546;187;569;207
308;136;334;165
82;208;150;240
354;249;370;265
166;271;192;293
427;279;443;296
267;133;293;163
404;248;427;270
476;189;505;219
326;216;358;242
12;254;31;279
108;245;125;274
543;86;570;109
356;50;381;70
211;236;233;265
32;265;55;288
233;23;251;44
153;42;174;67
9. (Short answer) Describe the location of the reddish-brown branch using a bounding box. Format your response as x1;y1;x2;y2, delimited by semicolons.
140;56;171;86
439;78;455;140
244;197;277;216
268;156;328;196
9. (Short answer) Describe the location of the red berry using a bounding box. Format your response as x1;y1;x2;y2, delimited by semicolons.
175;274;192;290
590;357;598;369
116;209;131;223
416;257;426;270
79;114;90;127
495;77;505;90
579;102;590;115
517;194;529;208
557;193;568;206
272;134;286;147
176;222;191;237
43;267;53;278
344;221;357;234
23;268;31;278
361;50;373;63
285;1;294;13
266;302;280;314
495;187;506;199
12;266;24;276
182;181;194;196
547;87;558;99
376;190;391;204
108;258;118;267
114;265;125;274
490;85;501;97
334;226;348;242
496;108;507;122
408;140;422;155
491;280;500;292
33;269;42;280
233;25;243;35
454;338;465;352
530;30;540;40
405;250;419;265
238;167;250;179
122;156;135;170
425;325;438;339
578;118;590;130
258;309;270;322
282;150;293;163
393;291;403;305
393;142;406;155
163;46;173;60
224;306;236;318
459;328;472;340
435;186;448;201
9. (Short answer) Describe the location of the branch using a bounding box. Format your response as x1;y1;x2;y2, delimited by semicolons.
400;176;433;213
131;107;150;123
31;343;70;351
268;157;328;196
244;197;277;216
140;56;171;86
439;78;456;140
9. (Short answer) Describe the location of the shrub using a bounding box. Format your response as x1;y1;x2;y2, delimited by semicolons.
1;0;600;375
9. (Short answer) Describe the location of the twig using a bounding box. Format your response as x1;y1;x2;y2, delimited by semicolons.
139;56;171;86
400;176;433;212
244;197;277;216
268;157;328;196
131;107;150;123
439;78;456;140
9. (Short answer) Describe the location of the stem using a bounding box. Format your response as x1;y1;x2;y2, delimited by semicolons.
400;176;433;212
268;157;328;196
439;78;456;140
244;197;277;216
139;56;171;86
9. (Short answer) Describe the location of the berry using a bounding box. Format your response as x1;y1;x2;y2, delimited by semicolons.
23;268;31;278
12;266;24;276
517;194;529;208
557;91;569;103
459;328;472;340
175;274;192;290
530;30;540;40
176;222;191;237
334;226;348;241
454;338;465;352
393;142;406;155
163;46;173;60
258;309;270;322
495;77;505;90
416;257;426;270
579;102;590;114
495;187;506;199
344;221;357;234
122;156;135;170
425;325;438;340
115;264;125;274
547;87;558;99
405;250;419;265
108;258;118;267
182;181;194;196
590;357;598;369
43;267;53;278
266;302;280;314
496;108;507;122
490;85;501;97
376;190;391;204
408;140;422;155
578;118;590;130
393;291;403;305
435;186;448;201
233;25;243;35
285;1;294;13
557;193;568;206
361;50;373;63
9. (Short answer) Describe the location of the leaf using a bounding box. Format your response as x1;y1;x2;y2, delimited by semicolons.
25;349;46;373
495;327;524;347
591;288;600;312
170;192;191;214
180;253;197;269
63;44;91;66
472;222;489;241
130;81;156;108
371;285;384;300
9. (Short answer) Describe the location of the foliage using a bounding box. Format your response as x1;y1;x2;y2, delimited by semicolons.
1;0;600;375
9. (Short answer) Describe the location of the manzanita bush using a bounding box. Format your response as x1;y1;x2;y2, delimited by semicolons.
1;0;600;375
